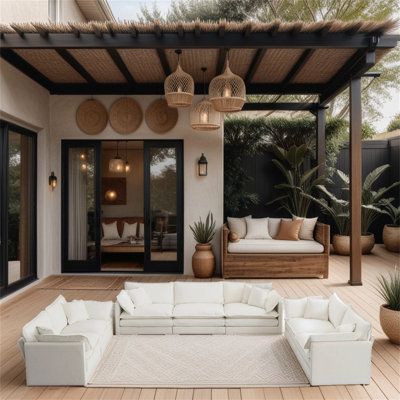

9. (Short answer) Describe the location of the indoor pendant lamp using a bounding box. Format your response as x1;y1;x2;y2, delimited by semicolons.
190;67;221;131
209;51;246;112
124;140;131;173
164;49;194;108
109;141;125;173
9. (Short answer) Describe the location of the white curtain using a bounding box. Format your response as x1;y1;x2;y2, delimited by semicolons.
68;149;88;260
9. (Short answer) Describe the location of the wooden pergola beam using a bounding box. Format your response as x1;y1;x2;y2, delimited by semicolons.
243;102;319;111
56;49;96;83
282;49;314;83
245;49;267;84
106;48;135;84
157;49;171;76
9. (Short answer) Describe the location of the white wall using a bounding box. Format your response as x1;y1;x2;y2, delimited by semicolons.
0;59;51;279
49;95;224;275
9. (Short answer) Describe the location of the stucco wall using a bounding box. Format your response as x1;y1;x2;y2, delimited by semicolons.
49;95;224;275
0;59;51;279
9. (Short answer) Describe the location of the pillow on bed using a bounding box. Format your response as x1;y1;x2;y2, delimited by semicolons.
122;222;137;239
102;221;120;240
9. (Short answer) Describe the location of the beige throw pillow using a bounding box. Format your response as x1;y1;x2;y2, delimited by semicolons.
245;218;271;239
227;216;251;239
293;216;318;240
275;219;303;241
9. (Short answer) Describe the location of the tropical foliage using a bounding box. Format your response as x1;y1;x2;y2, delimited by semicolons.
376;270;400;311
268;144;325;217
190;212;216;244
385;204;400;227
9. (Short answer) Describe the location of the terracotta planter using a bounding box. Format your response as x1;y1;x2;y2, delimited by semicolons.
383;224;400;252
332;233;375;255
380;305;400;344
192;243;215;278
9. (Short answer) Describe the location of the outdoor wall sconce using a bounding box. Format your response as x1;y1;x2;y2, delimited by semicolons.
198;153;208;176
49;171;57;190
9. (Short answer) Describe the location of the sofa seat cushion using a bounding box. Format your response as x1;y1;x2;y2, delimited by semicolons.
224;303;279;319
120;304;173;319
225;318;278;327
286;318;336;335
173;303;224;318
227;239;324;254
173;318;225;327
120;318;173;327
61;319;111;336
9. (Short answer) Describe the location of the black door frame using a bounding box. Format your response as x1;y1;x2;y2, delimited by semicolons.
0;120;37;298
144;140;184;274
61;140;102;273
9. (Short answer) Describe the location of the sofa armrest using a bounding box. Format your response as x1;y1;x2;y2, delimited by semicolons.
222;224;229;254
276;299;284;333
314;222;330;253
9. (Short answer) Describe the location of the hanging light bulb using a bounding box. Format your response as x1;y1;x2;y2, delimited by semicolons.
209;51;246;112
164;49;194;108
109;141;125;173
124;140;131;173
190;67;221;131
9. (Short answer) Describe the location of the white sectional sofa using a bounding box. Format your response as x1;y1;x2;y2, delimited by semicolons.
284;293;373;386
115;281;283;335
19;295;113;386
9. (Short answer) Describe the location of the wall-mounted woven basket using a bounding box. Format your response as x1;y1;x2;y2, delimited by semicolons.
109;97;143;134
76;99;108;135
145;99;178;134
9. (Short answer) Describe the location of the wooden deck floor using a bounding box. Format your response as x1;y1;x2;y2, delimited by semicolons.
0;245;399;400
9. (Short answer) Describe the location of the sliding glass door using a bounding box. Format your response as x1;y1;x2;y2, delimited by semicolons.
0;121;37;297
62;141;101;273
144;141;183;273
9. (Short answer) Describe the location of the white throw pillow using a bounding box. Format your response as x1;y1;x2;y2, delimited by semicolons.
241;283;273;303
122;222;137;239
37;326;54;335
328;293;349;327
304;298;329;320
84;300;113;320
102;221;120;240
304;332;360;349
128;287;152;306
293;216;318;240
284;298;307;318
245;218;271;239
45;295;68;334
341;307;371;341
139;223;145;238
265;290;281;313
337;323;356;333
63;300;89;325
227;216;251;239
117;290;136;315
247;286;269;308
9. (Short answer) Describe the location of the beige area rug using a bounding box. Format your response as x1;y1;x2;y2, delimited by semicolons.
88;335;309;388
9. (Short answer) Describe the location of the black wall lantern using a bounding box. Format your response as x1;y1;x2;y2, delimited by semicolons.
49;171;57;190
198;153;208;176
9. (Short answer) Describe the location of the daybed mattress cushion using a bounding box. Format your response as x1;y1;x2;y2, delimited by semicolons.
227;239;324;254
224;303;279;319
173;303;224;318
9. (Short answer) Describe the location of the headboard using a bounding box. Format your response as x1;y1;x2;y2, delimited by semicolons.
102;216;144;237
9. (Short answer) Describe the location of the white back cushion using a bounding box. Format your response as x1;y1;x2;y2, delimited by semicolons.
227;216;251;239
242;283;273;303
117;290;135;315
265;290;281;313
63;300;89;325
245;218;271;239
223;282;245;303
341;307;371;341
304;298;329;320
84;300;113;320
124;282;174;304
284;296;322;319
328;293;349;327
174;282;223;304
128;288;152;306
22;311;54;342
45;295;67;334
247;286;269;308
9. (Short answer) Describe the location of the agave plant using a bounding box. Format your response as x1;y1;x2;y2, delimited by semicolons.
385;204;400;227
190;212;216;244
306;164;399;235
376;270;400;311
268;144;326;217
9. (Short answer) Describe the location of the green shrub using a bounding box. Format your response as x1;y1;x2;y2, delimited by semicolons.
387;113;400;132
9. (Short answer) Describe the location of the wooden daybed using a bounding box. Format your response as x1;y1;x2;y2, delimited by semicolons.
221;222;330;279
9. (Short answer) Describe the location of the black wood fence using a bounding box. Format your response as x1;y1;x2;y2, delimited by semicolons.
231;136;399;243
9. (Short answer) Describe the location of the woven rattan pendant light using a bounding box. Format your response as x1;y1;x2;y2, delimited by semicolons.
164;49;194;108
190;67;221;131
209;52;246;112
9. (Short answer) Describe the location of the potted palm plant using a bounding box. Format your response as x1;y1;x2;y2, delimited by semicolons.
306;165;399;255
190;212;216;278
383;204;400;252
376;270;400;344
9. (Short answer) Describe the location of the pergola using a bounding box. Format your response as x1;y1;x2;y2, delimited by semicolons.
1;19;399;285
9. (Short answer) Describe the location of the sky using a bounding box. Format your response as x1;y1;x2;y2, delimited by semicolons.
108;0;399;133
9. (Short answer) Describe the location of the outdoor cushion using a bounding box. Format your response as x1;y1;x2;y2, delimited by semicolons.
227;216;251;239
117;290;135;315
275;219;303;240
293;216;318;240
128;288;152;306
247;286;269;308
329;293;349;327
45;295;68;334
228;239;324;254
22;311;54;342
61;319;111;336
341;307;371;341
225;318;279;327
120;318;173;327
124;282;174;304
304;332;360;349
224;303;279;319
173;318;225;327
223;282;245;303
245;218;271;239
174;282;224;304
286;318;336;335
304;298;329;320
119;304;173;319
63;300;89;325
84;301;113;320
241;283;273;303
36;332;100;352
173;303;224;318
284;296;322;318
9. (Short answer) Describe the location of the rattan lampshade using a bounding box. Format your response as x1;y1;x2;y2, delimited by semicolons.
164;50;194;108
209;59;246;112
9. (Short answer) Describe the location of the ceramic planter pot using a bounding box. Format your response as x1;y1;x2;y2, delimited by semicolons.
383;224;400;252
380;305;400;344
332;233;375;255
192;243;215;278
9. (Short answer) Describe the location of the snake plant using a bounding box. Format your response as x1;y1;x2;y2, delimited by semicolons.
190;212;216;244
